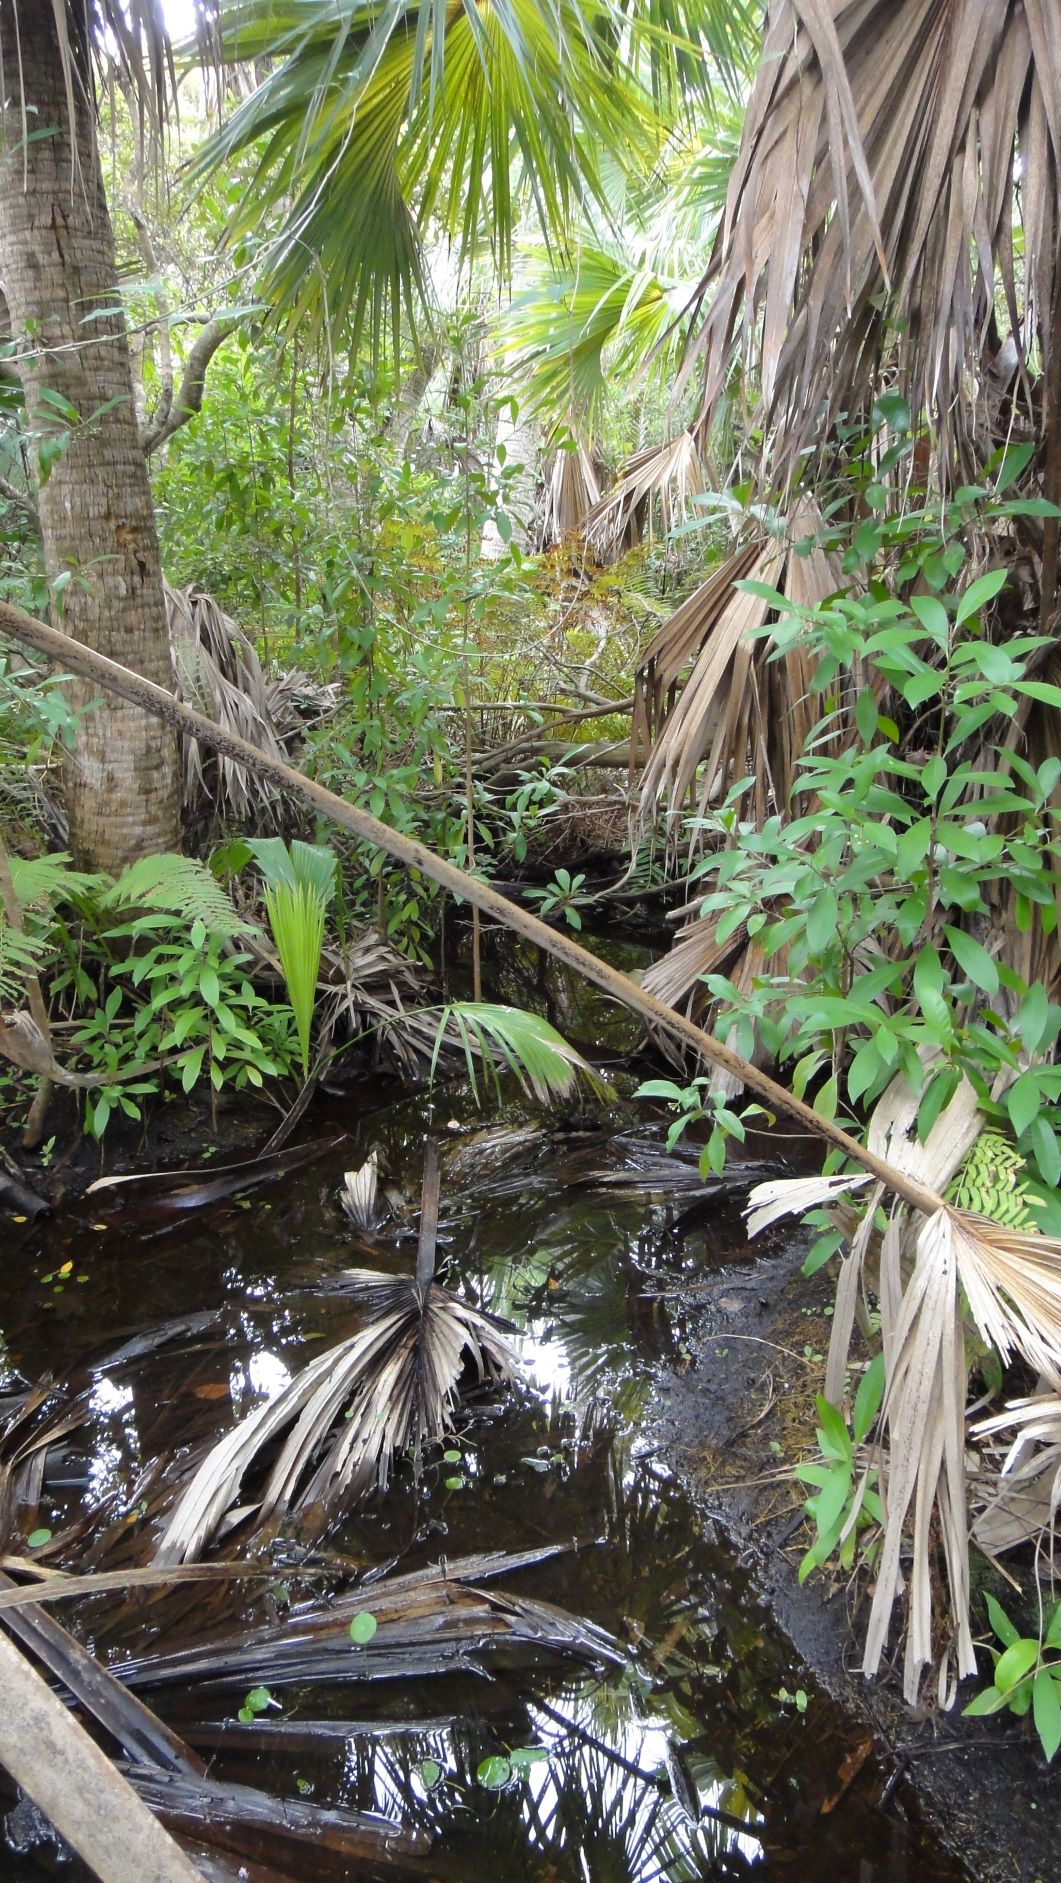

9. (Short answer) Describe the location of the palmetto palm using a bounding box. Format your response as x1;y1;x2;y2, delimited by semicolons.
193;0;759;355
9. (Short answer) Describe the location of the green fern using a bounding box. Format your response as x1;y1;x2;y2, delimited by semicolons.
8;853;103;911
0;920;48;1007
100;854;256;938
946;1129;1038;1230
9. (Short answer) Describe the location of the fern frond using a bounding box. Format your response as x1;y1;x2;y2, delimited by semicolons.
8;853;103;912
0;920;48;1008
101;855;256;938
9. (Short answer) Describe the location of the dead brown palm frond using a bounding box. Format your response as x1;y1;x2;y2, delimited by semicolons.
541;430;603;546
744;1059;1061;1702
632;500;841;838
681;0;1061;471
155;1146;519;1564
583;430;704;561
166;584;288;831
167;584;341;835
972;1392;1061;1555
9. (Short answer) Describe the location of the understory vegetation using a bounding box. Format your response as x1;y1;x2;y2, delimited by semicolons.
3;2;1061;1867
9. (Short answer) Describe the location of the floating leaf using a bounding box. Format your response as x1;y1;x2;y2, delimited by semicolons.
476;1756;512;1789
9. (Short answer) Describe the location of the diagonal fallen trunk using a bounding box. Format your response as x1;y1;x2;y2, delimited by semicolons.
0;1625;201;1882
0;599;946;1217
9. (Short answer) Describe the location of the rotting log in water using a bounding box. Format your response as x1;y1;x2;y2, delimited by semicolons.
0;1623;201;1882
0;602;948;1218
119;1548;622;1691
0;1569;435;1874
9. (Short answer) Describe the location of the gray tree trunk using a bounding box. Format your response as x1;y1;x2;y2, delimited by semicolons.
0;0;180;869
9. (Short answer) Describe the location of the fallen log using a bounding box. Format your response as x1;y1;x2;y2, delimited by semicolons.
0;601;948;1218
0;1624;201;1882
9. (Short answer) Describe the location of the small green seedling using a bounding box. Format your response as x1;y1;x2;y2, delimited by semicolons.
792;1354;885;1583
237;1686;276;1724
964;1596;1061;1761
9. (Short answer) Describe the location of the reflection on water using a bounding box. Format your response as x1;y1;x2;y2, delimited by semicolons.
0;1089;969;1881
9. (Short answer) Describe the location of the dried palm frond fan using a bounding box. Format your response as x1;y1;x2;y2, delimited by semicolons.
583;429;705;562
748;1065;1061;1705
155;1143;518;1564
167;584;338;836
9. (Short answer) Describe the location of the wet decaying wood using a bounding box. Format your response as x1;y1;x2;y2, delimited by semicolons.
0;1624;201;1882
0;1539;615;1877
118;1547;620;1696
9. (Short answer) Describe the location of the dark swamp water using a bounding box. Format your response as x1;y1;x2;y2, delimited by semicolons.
0;946;976;1883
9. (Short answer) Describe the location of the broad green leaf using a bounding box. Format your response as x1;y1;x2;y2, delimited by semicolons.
943;926;998;995
852;1353;885;1445
477;1756;512;1789
994;1638;1039;1696
1033;1670;1061;1762
955;568;1007;624
985;1593;1019;1648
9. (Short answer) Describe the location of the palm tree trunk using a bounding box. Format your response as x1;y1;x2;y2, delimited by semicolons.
0;0;180;870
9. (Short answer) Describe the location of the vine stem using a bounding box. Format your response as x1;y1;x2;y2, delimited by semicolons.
0;601;948;1219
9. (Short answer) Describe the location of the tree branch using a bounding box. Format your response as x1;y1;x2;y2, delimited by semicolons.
139;317;233;456
0;471;40;532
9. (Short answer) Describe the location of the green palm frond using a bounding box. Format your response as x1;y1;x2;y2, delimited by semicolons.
503;237;702;430
430;1001;607;1104
249;838;338;1076
191;0;754;353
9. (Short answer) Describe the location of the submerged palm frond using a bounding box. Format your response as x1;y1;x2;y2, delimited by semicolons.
156;1144;519;1564
682;0;1061;468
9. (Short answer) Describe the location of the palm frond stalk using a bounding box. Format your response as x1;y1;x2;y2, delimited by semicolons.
156;1143;519;1562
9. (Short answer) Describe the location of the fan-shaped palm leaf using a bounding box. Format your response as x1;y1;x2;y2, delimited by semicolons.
156;1143;519;1563
190;0;756;353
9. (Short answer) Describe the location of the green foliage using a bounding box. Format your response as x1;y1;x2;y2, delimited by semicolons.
526;867;588;930
247;838;337;1076
430;1001;605;1106
791;1360;886;1584
634;1073;770;1177
688;485;1061;1190
192;0;755;354
237;1685;277;1723
964;1597;1061;1762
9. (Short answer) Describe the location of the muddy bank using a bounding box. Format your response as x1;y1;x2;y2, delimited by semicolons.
650;1194;1059;1883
